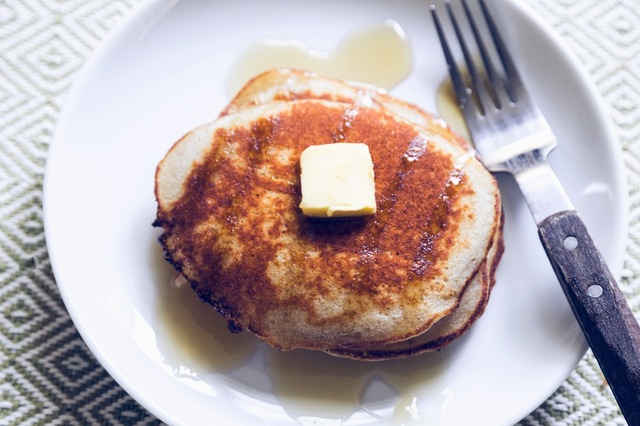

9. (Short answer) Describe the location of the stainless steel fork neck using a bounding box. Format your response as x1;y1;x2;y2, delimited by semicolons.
481;132;574;225
510;156;575;225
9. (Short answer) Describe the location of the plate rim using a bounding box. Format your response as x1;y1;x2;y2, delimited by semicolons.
42;0;630;424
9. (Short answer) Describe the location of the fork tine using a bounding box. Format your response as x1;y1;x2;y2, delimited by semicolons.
476;0;523;102
460;0;501;108
433;0;531;115
432;1;503;119
444;1;492;113
430;5;471;113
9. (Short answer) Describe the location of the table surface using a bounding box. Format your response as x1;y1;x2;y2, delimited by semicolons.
1;0;638;424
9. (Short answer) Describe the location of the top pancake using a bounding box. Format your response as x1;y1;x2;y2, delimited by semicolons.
154;93;501;350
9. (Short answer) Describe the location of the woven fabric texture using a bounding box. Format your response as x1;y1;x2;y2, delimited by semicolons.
1;0;638;424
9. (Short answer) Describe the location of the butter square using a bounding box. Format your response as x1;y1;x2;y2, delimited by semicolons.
299;143;376;217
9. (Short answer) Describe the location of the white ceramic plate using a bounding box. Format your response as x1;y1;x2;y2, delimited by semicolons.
44;0;628;425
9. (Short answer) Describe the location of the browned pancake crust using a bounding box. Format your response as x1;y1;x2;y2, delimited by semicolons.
155;100;482;349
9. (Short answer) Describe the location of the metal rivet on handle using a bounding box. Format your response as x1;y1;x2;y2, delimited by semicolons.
564;236;578;250
588;285;603;298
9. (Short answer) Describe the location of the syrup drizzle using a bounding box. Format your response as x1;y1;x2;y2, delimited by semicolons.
411;168;464;275
226;20;413;98
369;133;430;257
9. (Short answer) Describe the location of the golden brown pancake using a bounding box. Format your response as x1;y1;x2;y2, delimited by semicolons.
154;95;502;352
211;68;504;358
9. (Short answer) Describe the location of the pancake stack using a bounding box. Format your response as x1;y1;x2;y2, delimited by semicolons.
154;68;503;360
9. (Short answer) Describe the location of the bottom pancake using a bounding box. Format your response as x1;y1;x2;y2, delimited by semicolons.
325;214;504;360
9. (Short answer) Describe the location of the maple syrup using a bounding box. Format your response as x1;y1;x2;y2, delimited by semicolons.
226;20;413;98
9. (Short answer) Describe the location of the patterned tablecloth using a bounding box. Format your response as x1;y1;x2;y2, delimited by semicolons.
1;0;638;424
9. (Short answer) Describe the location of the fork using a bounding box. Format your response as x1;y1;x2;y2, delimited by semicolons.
431;1;640;423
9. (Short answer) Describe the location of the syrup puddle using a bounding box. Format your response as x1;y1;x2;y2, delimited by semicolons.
263;342;457;424
152;234;462;425
150;246;260;375
155;283;259;373
226;20;413;98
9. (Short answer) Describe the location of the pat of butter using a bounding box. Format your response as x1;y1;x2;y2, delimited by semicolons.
299;143;376;217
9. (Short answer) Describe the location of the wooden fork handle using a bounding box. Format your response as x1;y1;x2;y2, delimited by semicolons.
538;210;640;425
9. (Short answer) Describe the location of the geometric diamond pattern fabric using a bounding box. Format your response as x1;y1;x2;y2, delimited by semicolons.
0;0;637;424
1;1;164;424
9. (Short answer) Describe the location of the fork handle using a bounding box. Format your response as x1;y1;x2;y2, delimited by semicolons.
538;210;640;424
